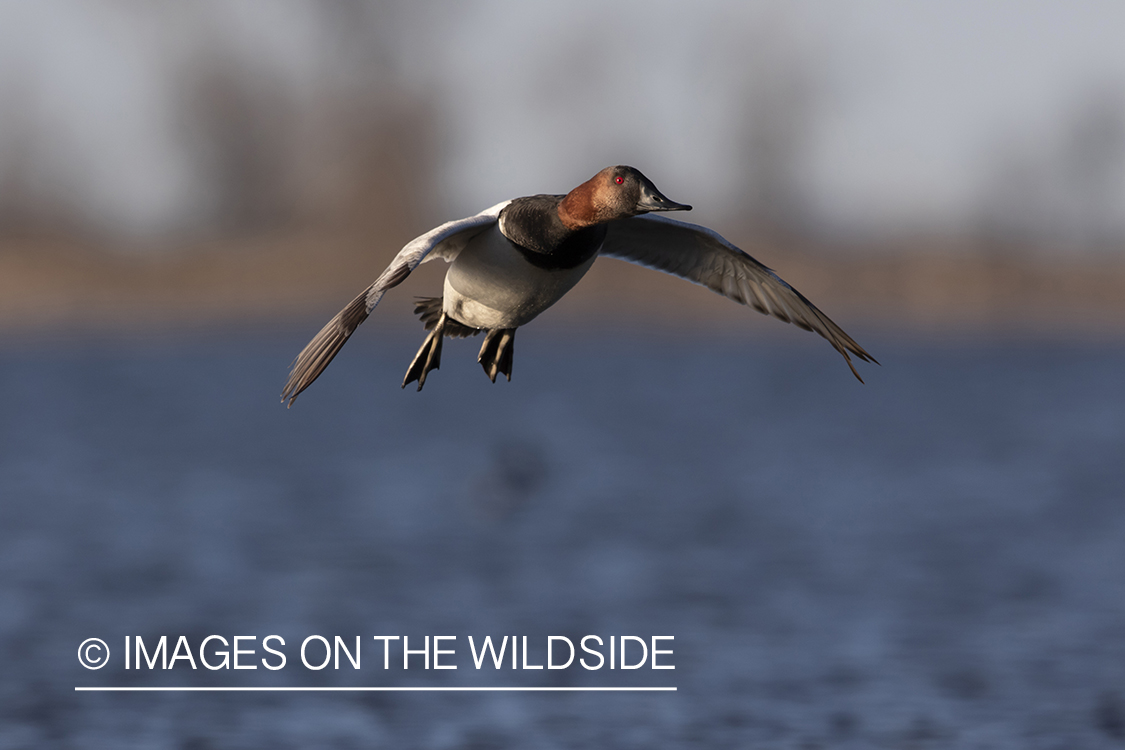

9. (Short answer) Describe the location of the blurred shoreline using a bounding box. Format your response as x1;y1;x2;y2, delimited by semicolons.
2;231;1123;341
4;4;1124;349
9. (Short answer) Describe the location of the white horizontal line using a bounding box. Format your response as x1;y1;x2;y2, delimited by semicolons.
75;686;676;692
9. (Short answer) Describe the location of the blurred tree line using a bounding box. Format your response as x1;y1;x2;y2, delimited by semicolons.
0;1;435;241
0;1;1122;252
976;85;1125;249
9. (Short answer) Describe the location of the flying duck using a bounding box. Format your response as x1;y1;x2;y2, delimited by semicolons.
282;165;875;405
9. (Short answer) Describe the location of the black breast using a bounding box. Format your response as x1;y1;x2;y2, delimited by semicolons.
500;195;606;270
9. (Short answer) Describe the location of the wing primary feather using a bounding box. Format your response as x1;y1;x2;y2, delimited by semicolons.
378;262;411;290
281;288;370;407
600;213;878;381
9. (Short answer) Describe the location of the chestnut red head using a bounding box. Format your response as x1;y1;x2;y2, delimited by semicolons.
558;166;691;229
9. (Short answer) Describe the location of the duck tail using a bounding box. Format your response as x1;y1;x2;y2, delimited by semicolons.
413;297;480;338
404;300;486;391
478;328;516;383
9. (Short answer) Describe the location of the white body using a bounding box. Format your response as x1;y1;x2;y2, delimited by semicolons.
443;223;599;329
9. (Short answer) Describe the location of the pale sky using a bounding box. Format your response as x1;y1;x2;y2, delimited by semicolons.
2;0;1124;241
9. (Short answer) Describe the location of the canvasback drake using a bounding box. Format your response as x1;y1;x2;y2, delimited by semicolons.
282;165;876;405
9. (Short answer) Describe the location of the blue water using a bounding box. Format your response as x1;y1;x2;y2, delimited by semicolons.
2;331;1124;748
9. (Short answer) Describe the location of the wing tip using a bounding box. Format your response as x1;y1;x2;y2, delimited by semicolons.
279;290;372;408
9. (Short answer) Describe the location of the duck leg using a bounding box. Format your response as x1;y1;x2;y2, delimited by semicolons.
478;328;516;383
402;312;447;391
495;329;515;381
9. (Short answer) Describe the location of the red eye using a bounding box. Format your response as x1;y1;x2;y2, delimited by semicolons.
614;176;624;185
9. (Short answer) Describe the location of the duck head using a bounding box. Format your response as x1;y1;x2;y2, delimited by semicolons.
558;165;691;230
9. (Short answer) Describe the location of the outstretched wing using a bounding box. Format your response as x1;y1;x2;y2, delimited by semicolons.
601;213;877;381
282;201;510;406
